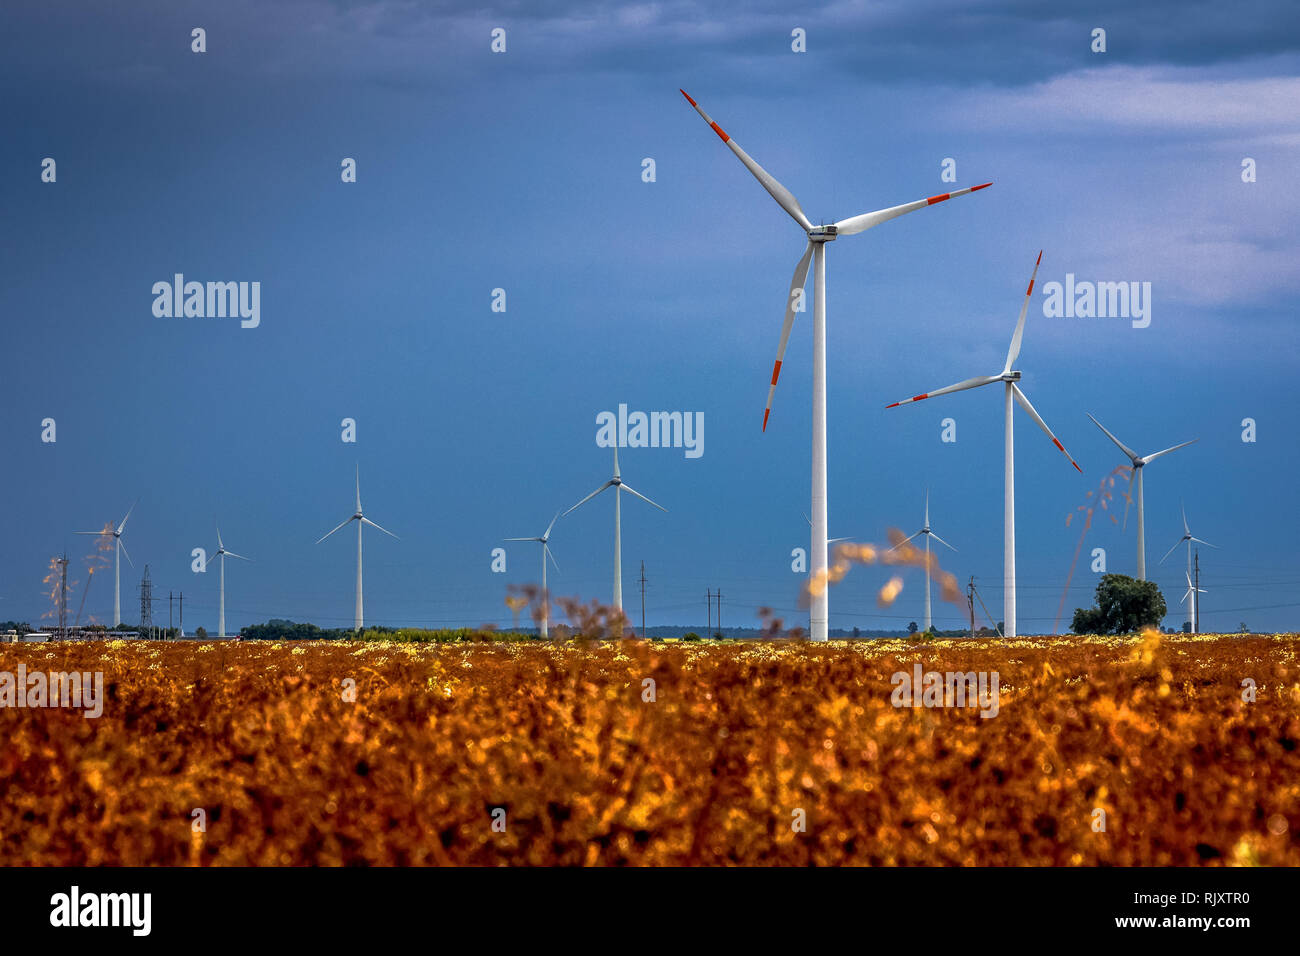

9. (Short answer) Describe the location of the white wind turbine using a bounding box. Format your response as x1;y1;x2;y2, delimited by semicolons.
890;490;957;633
317;466;398;631
504;512;561;638
1088;414;1198;581
75;501;136;627
1159;503;1215;633
682;89;991;641
886;252;1081;638
211;525;250;639
564;444;665;629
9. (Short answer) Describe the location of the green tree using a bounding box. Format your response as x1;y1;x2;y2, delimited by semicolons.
195;626;208;639
907;621;918;635
1071;574;1167;635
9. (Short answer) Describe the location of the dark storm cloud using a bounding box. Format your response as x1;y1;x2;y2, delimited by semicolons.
2;0;1297;93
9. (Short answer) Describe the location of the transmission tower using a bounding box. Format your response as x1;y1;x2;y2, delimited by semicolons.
139;565;154;636
57;554;69;640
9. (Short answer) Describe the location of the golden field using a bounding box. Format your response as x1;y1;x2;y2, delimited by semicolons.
1;632;1297;865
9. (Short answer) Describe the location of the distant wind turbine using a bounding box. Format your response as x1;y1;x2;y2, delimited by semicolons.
886;253;1081;638
564;444;665;630
680;88;991;640
211;525;250;639
317;466;398;631
505;512;561;638
1160;503;1215;634
890;490;957;633
75;501;136;627
1088;414;1197;581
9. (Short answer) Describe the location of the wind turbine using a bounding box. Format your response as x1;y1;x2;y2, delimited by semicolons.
564;444;665;631
1088;414;1197;581
504;512;561;638
75;501;135;627
317;466;398;631
890;490;957;633
1160;503;1215;633
885;253;1081;638
681;89;991;641
211;525;250;639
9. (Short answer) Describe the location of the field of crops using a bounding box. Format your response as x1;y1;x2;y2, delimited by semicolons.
1;632;1297;865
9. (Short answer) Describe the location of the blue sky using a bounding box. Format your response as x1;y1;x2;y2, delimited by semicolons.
2;0;1298;634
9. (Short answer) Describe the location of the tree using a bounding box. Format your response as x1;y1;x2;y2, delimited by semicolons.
1071;574;1166;635
195;626;208;639
907;621;918;635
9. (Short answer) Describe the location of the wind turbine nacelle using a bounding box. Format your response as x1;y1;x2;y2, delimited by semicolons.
807;225;838;242
1000;371;1022;382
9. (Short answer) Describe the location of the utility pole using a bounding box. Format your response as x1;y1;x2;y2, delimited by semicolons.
706;589;712;633
638;561;647;638
1193;549;1201;635
179;592;183;639
967;576;975;639
169;591;174;641
716;589;722;635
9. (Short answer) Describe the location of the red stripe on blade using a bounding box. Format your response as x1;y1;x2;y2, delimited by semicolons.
1053;438;1064;452
771;360;782;385
1035;249;1042;265
679;89;697;107
710;122;729;142
1027;279;1035;295
912;393;929;402
762;409;770;431
885;402;901;409
926;193;950;205
971;182;992;191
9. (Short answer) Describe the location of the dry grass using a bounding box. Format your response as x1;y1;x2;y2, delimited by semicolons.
1;631;1297;865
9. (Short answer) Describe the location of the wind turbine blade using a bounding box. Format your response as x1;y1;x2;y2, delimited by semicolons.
763;242;814;431
613;442;621;479
888;530;923;552
563;480;615;516
885;374;1001;408
316;516;354;544
929;531;958;552
216;524;224;551
504;536;543;542
118;538;134;569
1013;384;1082;472
355;464;362;513
1140;438;1198;466
1189;536;1217;549
619;483;668;513
1182;501;1190;535
542;511;561;541
75;531;107;536
1086;414;1140;463
361;516;399;539
828;536;852;544
1158;539;1183;565
117;500;137;535
1003;251;1042;373
833;182;992;236
924;488;930;528
545;543;560;573
680;90;813;232
224;551;252;561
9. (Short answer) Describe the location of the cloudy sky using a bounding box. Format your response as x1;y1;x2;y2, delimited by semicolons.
2;0;1297;634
